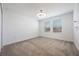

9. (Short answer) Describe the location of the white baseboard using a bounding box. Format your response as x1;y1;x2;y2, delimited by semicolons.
74;41;79;52
40;36;73;42
3;35;39;46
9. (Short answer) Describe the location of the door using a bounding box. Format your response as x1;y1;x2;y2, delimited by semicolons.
0;3;1;52
73;3;79;50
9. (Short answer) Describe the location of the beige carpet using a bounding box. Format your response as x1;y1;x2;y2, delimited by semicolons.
1;37;79;56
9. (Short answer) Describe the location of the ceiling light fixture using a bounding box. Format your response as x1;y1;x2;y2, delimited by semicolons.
37;10;46;18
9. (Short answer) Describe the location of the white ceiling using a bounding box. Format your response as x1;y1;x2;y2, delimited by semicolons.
3;3;74;20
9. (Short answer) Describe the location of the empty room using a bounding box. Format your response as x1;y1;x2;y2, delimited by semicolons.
0;3;79;56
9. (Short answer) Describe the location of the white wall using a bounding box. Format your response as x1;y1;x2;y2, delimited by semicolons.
0;4;1;52
2;3;74;46
73;3;79;51
39;12;73;42
3;5;39;46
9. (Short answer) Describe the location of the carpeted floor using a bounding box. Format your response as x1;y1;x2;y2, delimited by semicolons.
1;37;79;56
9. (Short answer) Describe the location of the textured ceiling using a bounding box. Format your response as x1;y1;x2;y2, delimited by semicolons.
3;3;74;20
